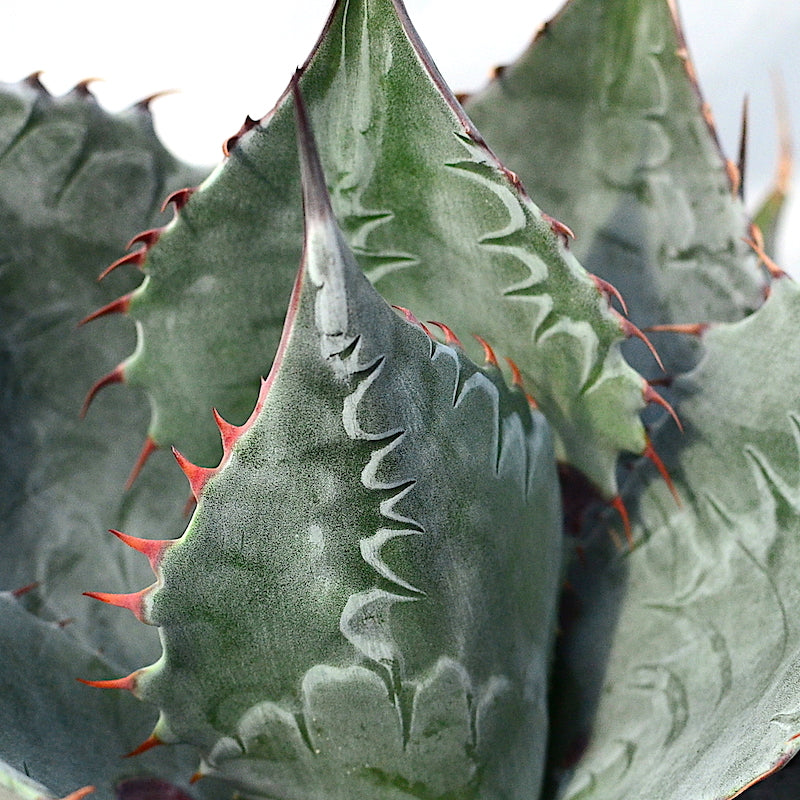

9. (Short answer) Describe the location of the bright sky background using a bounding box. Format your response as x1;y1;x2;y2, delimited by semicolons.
4;0;799;272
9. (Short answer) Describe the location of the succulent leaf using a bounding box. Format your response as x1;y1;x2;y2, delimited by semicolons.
548;276;800;800
0;78;216;797
119;0;649;496
464;0;765;381
116;86;564;799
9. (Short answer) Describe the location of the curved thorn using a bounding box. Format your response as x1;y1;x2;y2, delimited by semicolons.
646;322;708;337
125;436;159;491
392;305;432;337
161;187;196;214
77;293;132;327
97;249;146;281
80;366;124;417
77;672;138;692
542;212;575;246
72;78;102;97
610;495;632;545
591;275;628;315
189;772;205;785
24;71;48;93
133;88;179;112
472;334;499;367
83;589;149;622
643;383;683;432
617;315;665;372
124;733;163;759
505;357;524;388
172;447;216;500
426;320;463;348
223;115;259;157
643;438;681;506
127;227;162;250
109;529;171;571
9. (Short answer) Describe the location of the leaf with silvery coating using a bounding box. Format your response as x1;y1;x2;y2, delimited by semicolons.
102;82;563;799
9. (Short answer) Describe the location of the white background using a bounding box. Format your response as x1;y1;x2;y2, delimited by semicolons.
3;0;798;272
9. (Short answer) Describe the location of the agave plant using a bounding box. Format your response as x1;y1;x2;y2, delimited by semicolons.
1;0;798;798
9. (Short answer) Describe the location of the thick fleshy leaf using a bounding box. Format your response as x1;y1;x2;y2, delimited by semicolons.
0;593;204;800
0;78;216;796
464;0;764;380
118;0;650;496
547;276;800;800
109;89;563;799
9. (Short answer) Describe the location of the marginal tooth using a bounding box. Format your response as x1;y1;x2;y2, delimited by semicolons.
616;314;665;372
591;275;628;315
97;249;146;281
744;235;788;280
223;114;259;157
124;733;164;759
83;588;152;623
56;786;96;800
80;365;125;417
473;334;499;367
132;89;178;113
172;447;217;500
610;495;632;546
643;438;681;506
505;357;524;388
646;322;708;337
161;187;196;214
542;212;575;246
643;382;683;432
213;408;242;455
127;227;162;250
10;581;39;599
77;671;139;693
109;529;172;572
427;320;463;348
77;293;132;327
125;436;159;490
392;305;433;337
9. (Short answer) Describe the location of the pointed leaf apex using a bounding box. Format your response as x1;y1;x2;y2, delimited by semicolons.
125;436;159;490
172;447;216;499
473;334;499;367
293;75;334;223
80;365;125;417
109;529;172;571
77;293;132;327
124;733;163;759
427;320;463;348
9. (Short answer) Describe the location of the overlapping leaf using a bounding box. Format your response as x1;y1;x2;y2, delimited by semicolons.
547;276;800;800
465;0;764;380
0;78;215;797
113;0;653;496
98;86;563;800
